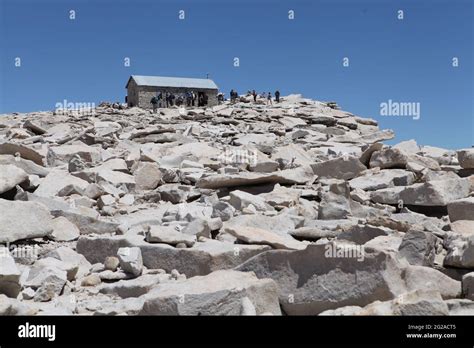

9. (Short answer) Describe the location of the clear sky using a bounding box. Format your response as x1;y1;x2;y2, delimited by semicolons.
0;0;472;149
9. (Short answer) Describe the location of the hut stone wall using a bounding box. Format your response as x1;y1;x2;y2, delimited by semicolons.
127;83;218;109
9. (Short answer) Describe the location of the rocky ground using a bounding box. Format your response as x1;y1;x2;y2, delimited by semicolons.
0;93;473;315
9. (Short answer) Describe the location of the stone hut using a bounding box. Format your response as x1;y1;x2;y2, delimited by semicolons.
125;75;219;109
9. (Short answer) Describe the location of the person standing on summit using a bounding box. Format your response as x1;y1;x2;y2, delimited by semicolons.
192;91;196;107
252;90;257;103
267;92;273;105
186;91;192;107
158;92;164;108
150;95;158;113
275;90;280;103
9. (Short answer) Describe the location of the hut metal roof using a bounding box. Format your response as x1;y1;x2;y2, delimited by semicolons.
126;75;218;90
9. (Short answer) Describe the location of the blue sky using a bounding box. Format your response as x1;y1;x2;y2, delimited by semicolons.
0;0;472;149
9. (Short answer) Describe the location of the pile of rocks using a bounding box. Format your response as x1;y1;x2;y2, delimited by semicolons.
0;93;473;315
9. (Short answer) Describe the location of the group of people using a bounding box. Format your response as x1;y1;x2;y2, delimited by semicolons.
260;90;280;105
150;91;209;112
150;88;282;112
229;89;239;103
230;89;281;105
